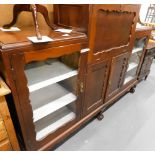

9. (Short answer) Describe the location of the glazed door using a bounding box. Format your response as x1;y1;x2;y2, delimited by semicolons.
10;48;84;150
124;35;149;84
105;52;129;102
83;60;110;115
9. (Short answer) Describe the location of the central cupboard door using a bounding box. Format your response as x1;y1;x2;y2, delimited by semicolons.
10;49;83;150
105;52;129;101
83;60;110;115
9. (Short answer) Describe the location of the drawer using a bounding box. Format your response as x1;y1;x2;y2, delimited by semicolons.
0;121;8;142
0;139;12;151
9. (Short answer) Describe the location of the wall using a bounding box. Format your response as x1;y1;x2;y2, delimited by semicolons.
0;4;53;28
0;4;153;28
139;4;150;22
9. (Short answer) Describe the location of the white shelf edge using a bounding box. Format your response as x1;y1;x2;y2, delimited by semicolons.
132;47;143;54
81;48;90;53
36;112;75;141
29;70;78;92
33;93;77;122
127;62;138;72
124;76;134;84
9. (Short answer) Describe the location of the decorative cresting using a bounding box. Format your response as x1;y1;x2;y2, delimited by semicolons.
94;9;135;53
3;4;57;40
102;64;109;91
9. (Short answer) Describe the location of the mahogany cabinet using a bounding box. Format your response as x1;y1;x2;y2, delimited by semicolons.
0;27;88;150
0;4;149;151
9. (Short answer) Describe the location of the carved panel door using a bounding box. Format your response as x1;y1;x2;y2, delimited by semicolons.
105;52;129;102
83;60;110;115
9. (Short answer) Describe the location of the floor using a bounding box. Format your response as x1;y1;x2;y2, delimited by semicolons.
56;62;155;151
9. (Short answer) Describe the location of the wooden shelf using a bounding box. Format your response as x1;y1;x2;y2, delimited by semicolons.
30;83;77;122
35;106;75;141
25;60;78;92
132;47;143;54
127;62;138;72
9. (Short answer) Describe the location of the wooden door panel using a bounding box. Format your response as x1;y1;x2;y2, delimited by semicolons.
88;4;140;62
106;52;129;101
94;9;134;53
83;60;110;115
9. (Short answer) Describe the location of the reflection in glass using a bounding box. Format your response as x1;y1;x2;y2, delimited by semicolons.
124;37;146;84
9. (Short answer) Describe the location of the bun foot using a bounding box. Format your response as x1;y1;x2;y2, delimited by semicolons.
130;87;135;93
97;113;104;121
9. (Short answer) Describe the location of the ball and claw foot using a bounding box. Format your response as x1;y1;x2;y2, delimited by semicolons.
97;113;104;121
130;87;135;94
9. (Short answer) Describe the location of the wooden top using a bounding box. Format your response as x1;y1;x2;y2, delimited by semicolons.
0;26;87;50
0;77;11;96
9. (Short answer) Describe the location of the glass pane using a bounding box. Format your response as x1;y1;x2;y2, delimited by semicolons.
124;37;146;85
24;52;80;141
